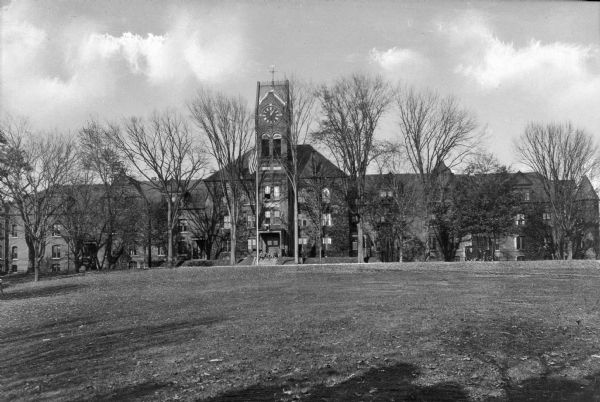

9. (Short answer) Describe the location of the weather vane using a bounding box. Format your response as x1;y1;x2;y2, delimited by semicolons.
269;65;276;83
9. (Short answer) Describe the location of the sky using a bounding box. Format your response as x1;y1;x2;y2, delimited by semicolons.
2;0;599;169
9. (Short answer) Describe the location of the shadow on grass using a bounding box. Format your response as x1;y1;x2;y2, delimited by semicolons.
440;315;600;401
503;371;600;401
0;316;226;398
204;362;468;401
0;283;86;300
90;380;171;401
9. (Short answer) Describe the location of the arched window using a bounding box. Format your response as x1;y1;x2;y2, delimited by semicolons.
52;245;61;259
261;134;270;157
273;134;282;157
322;188;331;203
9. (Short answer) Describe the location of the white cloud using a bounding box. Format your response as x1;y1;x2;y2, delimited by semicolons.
369;47;426;71
1;1;245;129
455;38;598;89
444;15;600;91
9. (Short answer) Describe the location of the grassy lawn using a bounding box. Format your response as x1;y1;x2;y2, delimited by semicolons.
1;261;600;401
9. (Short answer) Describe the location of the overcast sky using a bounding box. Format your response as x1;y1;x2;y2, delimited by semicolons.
2;0;599;168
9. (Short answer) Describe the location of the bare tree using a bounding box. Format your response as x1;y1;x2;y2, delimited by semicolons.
395;86;478;259
281;77;318;263
56;169;98;272
189;89;254;265
516;121;600;259
0;118;78;281
365;149;421;262
112;110;208;267
79;120;143;270
313;73;392;262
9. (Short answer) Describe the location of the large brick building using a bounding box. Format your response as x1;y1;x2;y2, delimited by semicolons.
1;80;598;273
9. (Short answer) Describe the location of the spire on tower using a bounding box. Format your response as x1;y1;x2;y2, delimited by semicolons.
269;65;276;83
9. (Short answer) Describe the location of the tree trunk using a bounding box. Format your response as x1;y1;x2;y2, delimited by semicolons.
230;221;236;265
399;233;403;262
167;199;173;268
293;189;298;264
357;218;364;263
147;210;152;268
567;238;573;260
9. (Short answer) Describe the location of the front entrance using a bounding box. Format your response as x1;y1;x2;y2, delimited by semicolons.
263;233;280;257
258;230;287;258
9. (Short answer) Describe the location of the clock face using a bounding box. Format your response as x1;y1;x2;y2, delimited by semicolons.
261;103;282;123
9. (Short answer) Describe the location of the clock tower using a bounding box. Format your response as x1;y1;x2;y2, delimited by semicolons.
254;79;292;258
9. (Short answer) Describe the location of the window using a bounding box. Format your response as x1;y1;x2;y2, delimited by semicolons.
301;218;308;227
322;188;331;203
51;263;60;272
322;236;332;246
177;241;188;255
430;236;437;251
298;237;308;245
11;264;17;273
11;246;18;260
11;224;17;238
523;191;530;201
223;215;231;229
515;214;525;226
247;215;255;228
267;239;279;246
543;212;551;222
264;210;271;225
261;135;270;157
352;240;358;251
516;236;525;250
179;219;189;232
273;210;281;220
51;245;61;259
322;213;332;226
157;246;166;256
273;135;281;157
248;238;257;251
129;247;137;256
379;216;386;223
264;185;271;199
51;224;61;237
273;186;280;199
380;190;393;198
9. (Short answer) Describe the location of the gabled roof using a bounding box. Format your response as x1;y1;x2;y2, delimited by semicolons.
203;151;255;183
204;144;346;182
296;144;346;179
